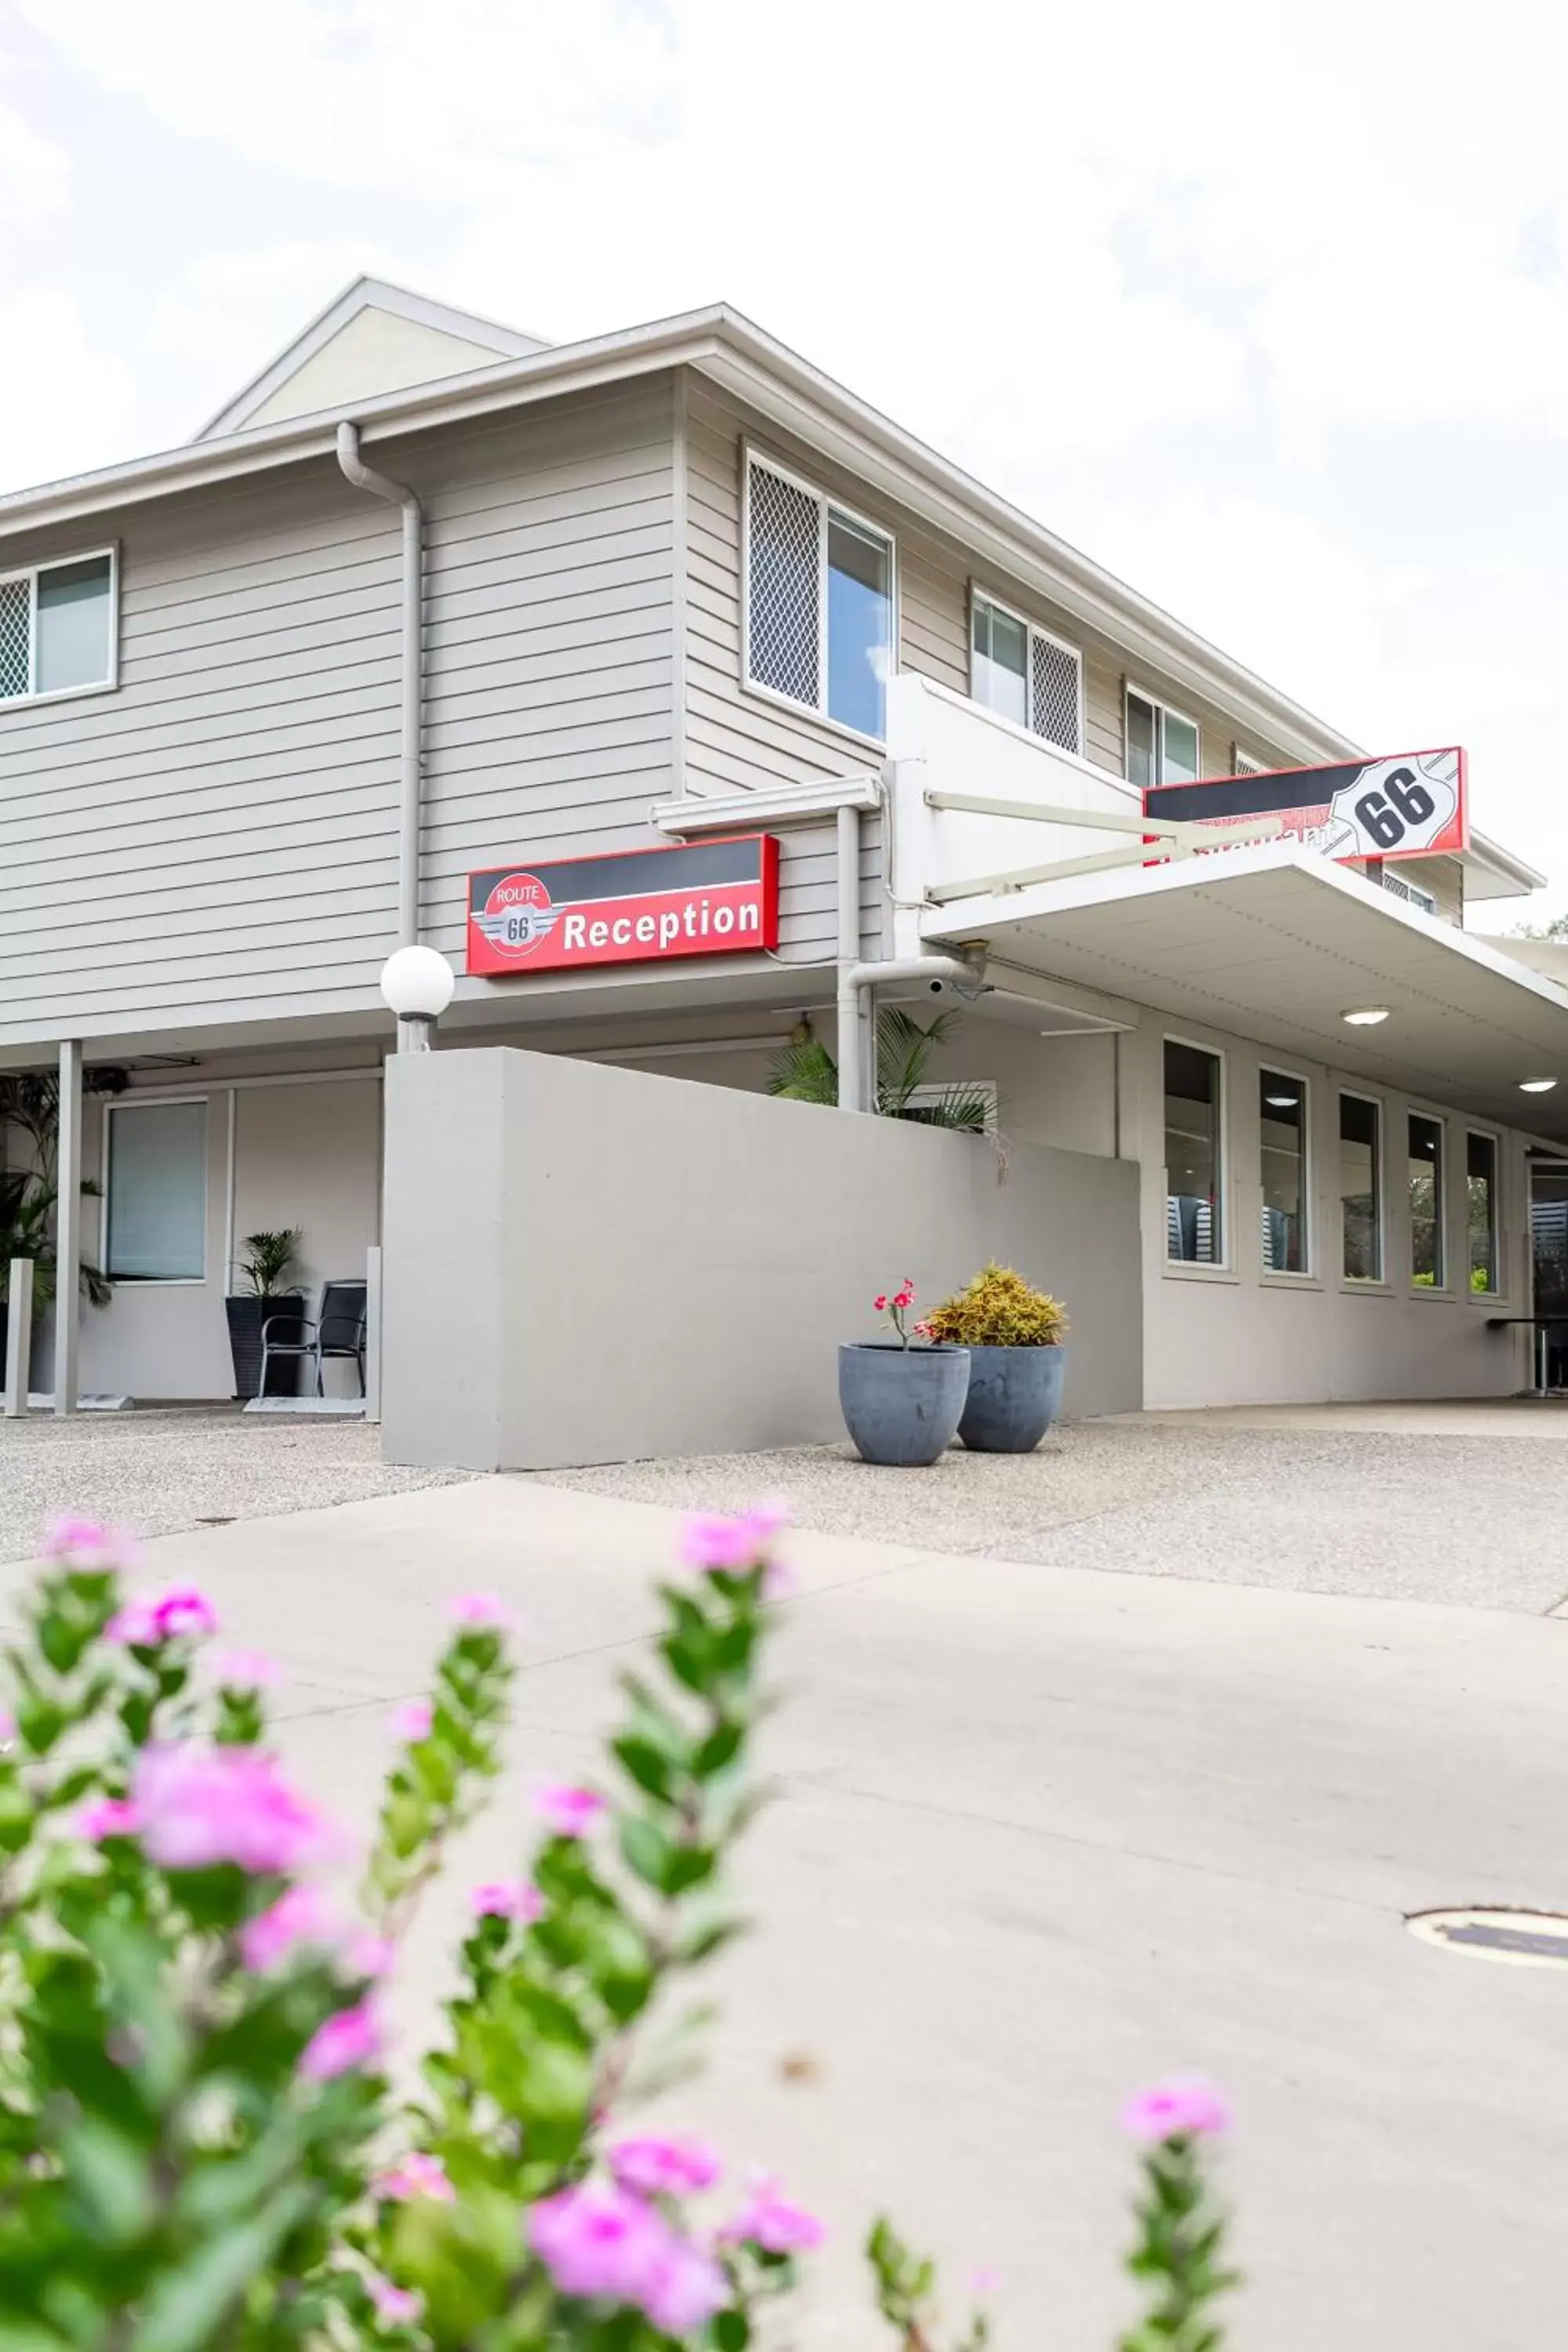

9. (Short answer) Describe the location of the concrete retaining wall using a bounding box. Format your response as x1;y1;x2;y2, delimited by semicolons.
380;1047;1142;1470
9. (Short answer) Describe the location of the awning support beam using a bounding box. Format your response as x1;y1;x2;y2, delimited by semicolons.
922;792;1283;906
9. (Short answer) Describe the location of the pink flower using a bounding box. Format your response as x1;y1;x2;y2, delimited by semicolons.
892;1285;914;1310
470;1880;544;1924
678;1500;790;1574
78;1795;141;1841
528;2183;727;2332
300;1998;384;2082
42;1513;134;1566
720;2176;824;2253
367;2276;422;2326
376;2151;455;2203
240;1882;343;1971
533;1784;605;1838
132;1742;343;1875
641;2234;729;2334
107;1586;218;1646
873;1294;887;1312
913;1319;934;1342
346;1930;396;1980
449;1592;514;1630
608;2134;723;2198
392;1698;433;1741
969;2267;1000;2299
1121;2074;1232;2143
212;1647;278;1689
0;1705;15;1748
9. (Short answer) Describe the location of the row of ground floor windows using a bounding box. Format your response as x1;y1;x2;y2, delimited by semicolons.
1163;1041;1499;1290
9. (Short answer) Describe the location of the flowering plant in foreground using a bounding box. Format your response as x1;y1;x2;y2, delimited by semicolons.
873;1279;935;1349
0;1510;1236;2348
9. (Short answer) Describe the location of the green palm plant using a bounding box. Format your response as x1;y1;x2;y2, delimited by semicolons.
765;1007;993;1132
0;1171;111;1309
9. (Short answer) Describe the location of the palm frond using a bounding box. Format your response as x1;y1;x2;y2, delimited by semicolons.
875;1006;960;1116
764;1036;840;1106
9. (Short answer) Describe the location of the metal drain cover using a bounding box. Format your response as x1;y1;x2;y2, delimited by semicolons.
1407;1907;1568;1968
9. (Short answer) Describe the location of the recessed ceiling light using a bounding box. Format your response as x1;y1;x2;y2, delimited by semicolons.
1519;1078;1559;1094
1341;1007;1391;1026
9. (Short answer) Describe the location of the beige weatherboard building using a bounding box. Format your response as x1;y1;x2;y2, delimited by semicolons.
2;274;1566;1458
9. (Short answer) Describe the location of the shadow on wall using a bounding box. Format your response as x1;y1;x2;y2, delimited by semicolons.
379;1047;1142;1472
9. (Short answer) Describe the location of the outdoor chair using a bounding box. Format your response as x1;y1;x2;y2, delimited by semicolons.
260;1278;368;1399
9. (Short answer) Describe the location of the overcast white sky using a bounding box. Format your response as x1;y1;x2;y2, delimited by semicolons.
2;0;1564;920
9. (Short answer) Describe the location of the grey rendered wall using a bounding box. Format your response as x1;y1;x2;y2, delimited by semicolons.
379;1047;1141;1472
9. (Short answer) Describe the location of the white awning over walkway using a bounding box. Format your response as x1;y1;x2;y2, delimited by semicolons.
925;840;1568;1138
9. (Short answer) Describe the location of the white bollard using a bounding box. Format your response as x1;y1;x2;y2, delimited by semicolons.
4;1258;34;1417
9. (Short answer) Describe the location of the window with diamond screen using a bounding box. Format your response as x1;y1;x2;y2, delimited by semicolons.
0;552;114;703
746;463;820;709
0;577;29;700
1030;630;1081;752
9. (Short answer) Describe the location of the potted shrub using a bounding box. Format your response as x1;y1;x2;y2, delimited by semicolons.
838;1279;971;1467
925;1262;1069;1453
224;1228;304;1400
1;1168;111;1385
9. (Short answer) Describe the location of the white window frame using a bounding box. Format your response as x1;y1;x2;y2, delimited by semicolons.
0;544;119;711
1338;1087;1387;1290
101;1094;209;1287
1258;1065;1312;1279
1126;681;1202;789
1162;1033;1229;1275
1464;1126;1504;1302
740;445;897;749
968;585;1085;756
1406;1106;1450;1294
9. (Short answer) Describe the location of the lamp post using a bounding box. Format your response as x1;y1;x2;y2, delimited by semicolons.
379;946;456;1053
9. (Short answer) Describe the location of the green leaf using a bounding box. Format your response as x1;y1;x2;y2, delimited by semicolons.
128;2183;314;2352
619;1814;675;1893
59;2114;154;2244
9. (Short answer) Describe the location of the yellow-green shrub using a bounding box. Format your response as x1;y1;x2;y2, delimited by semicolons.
924;1261;1069;1348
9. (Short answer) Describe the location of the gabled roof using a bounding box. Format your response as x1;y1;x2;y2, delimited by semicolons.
192;275;550;441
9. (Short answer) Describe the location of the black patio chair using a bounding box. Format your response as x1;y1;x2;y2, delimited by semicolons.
260;1278;368;1399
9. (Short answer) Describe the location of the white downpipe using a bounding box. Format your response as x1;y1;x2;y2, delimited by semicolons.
836;803;865;1113
336;421;423;948
837;953;987;1114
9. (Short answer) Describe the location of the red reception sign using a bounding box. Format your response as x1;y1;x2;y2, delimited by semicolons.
466;835;780;978
1144;747;1468;866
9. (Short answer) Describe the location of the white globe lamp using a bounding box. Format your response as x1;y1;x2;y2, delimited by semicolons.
379;945;456;1052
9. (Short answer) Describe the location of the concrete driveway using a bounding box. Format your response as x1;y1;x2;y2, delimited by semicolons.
4;1470;1562;2350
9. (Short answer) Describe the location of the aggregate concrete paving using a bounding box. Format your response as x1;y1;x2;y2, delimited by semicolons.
0;1406;463;1561
3;1474;1559;2352
532;1403;1568;1614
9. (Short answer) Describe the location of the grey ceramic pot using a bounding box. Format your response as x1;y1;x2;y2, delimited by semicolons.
957;1344;1066;1453
838;1341;971;1467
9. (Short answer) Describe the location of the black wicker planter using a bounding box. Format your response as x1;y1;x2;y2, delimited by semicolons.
224;1296;304;1401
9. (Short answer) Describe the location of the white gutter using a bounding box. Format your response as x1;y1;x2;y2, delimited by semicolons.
837;952;987;1114
0;302;1359;768
336;423;422;947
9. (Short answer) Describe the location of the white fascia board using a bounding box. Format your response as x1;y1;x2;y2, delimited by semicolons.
0;297;1474;779
651;777;882;833
1464;829;1548;899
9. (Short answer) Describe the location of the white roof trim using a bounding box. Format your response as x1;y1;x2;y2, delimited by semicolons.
0;296;1536;840
191;274;551;441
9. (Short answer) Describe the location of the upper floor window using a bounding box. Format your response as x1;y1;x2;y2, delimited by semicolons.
970;591;1083;754
1126;685;1200;789
0;550;117;706
745;456;893;741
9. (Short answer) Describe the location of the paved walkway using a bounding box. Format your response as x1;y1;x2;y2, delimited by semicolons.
532;1400;1568;1613
0;1406;462;1561
2;1472;1561;2350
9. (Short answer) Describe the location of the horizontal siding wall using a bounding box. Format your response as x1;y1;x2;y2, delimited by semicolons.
418;379;676;967
0;458;402;1044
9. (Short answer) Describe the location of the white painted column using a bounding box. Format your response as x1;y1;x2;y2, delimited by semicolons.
4;1258;33;1416
53;1040;83;1417
364;1243;383;1425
